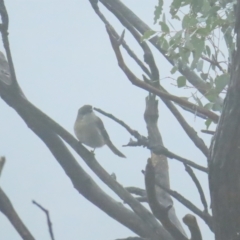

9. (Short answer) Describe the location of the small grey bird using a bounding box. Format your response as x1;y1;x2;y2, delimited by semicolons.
74;105;126;158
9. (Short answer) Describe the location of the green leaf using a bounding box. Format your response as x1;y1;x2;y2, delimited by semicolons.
158;36;169;51
177;76;186;87
204;103;214;110
182;14;198;29
191;0;204;13
190;36;205;69
205;118;212;129
170;0;182;16
179;47;190;64
215;73;230;94
200;73;208;80
205;88;218;102
170;66;178;74
154;0;164;24
212;102;222;112
141;30;157;41
159;21;170;33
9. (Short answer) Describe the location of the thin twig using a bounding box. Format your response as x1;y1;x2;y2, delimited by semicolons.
32;200;55;240
201;55;225;73
184;164;208;213
94;107;148;145
94;107;207;173
88;0;151;78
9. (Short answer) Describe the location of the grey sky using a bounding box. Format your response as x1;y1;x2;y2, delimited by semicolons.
0;1;213;239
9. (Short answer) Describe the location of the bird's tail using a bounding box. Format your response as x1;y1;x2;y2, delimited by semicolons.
106;140;126;158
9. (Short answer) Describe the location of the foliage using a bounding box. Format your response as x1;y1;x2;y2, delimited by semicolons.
142;0;236;121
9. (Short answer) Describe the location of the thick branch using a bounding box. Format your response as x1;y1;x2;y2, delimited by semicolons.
0;82;172;240
0;188;35;240
145;159;189;240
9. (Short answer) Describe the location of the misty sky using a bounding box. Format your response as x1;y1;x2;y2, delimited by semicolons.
0;1;214;239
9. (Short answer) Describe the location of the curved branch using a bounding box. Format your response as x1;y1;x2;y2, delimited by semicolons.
0;81;172;240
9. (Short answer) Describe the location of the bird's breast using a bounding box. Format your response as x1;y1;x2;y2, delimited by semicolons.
74;115;105;148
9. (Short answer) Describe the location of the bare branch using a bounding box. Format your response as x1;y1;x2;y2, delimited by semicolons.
94;106;207;172
201;55;225;73
148;143;208;173
184;165;208;213
105;25;219;123
0;156;5;177
32;200;55;240
88;0;151;78
0;188;35;240
154;177;213;231
125;187;146;197
100;0;223;105
94;107;148;146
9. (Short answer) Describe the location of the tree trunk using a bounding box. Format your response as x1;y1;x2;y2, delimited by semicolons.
209;6;240;239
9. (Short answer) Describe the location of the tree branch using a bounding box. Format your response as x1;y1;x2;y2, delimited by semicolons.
145;159;189;240
90;3;209;157
94;106;207;173
105;25;219;123
0;188;35;240
184;164;208;213
154;177;213;231
100;0;223;106
32;200;55;240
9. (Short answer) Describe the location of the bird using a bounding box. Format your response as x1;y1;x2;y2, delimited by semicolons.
74;105;126;158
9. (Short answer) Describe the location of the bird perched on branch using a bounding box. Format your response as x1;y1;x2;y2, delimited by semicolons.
74;105;126;158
